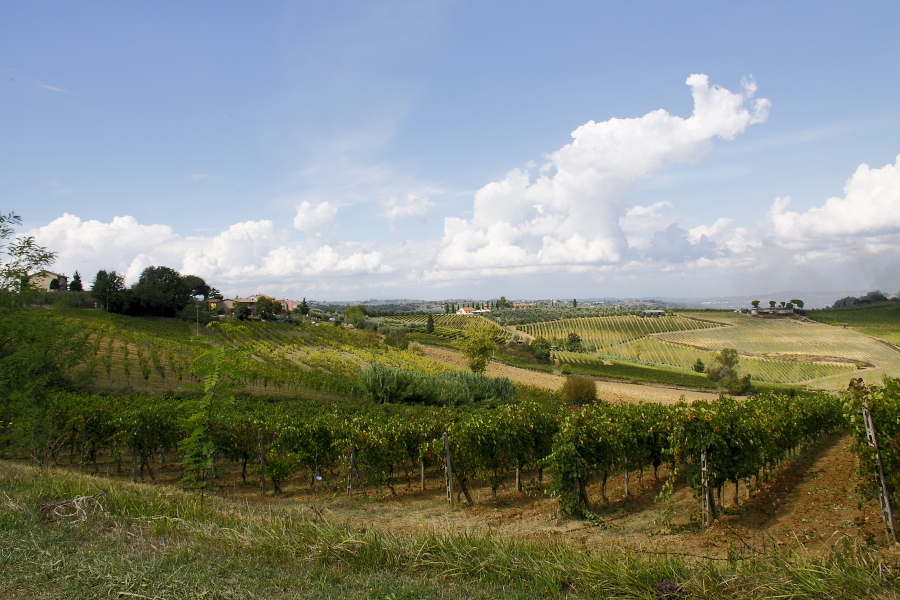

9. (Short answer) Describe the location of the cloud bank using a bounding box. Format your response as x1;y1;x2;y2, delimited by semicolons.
26;75;900;298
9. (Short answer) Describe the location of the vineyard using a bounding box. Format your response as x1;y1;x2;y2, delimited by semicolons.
388;314;512;341
808;304;900;346
516;312;900;388
12;377;900;536
61;310;458;399
521;314;721;348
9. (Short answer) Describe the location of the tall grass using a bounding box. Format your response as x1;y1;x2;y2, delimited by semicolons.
1;461;898;599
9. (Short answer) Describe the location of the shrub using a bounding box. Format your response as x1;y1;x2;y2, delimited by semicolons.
559;363;572;375
561;375;596;405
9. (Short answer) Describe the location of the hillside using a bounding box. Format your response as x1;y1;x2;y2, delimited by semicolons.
3;458;898;600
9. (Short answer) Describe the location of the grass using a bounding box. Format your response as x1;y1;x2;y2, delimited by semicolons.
562;359;719;389
2;460;898;599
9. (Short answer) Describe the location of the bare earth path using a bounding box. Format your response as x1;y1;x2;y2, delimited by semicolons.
421;345;720;404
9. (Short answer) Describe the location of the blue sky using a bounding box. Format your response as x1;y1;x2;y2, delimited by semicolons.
3;1;899;300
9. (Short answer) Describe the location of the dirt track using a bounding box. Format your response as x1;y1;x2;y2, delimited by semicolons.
421;346;720;404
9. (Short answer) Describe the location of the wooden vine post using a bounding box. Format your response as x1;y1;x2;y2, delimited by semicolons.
701;448;712;527
346;445;366;497
257;428;266;495
862;401;897;543
443;432;454;506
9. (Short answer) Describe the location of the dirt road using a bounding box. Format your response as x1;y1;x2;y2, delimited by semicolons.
421;346;719;404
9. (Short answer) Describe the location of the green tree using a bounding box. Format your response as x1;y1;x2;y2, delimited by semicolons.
531;337;551;361
692;357;705;373
461;327;496;374
751;300;760;309
233;303;251;320
181;274;213;299
566;332;583;352
496;296;512;309
344;305;367;327
68;270;83;292
91;270;125;310
706;348;749;394
790;298;804;309
573;299;577;308
426;313;435;334
180;345;240;501
298;297;310;316
256;296;282;320
48;277;60;290
0;212;56;292
129;265;194;317
768;300;776;308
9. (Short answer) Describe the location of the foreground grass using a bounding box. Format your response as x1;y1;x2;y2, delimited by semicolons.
1;462;898;599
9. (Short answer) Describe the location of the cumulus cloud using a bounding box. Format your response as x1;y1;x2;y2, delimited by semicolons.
381;194;435;223
293;201;338;235
764;155;900;244
430;74;770;280
29;213;389;294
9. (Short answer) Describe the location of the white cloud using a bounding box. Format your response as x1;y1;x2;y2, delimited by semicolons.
293;201;338;236
429;74;770;281
381;194;435;223
38;84;67;93
28;213;389;294
189;174;209;181
764;155;900;243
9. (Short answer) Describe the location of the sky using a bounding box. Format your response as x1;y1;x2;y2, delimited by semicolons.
2;1;899;301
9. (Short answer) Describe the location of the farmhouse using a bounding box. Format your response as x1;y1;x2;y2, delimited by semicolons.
513;303;532;309
30;270;68;291
456;306;476;315
642;309;666;317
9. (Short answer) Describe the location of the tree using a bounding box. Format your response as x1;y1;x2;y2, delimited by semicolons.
573;299;577;308
344;305;367;328
790;299;804;309
233;303;251;320
68;271;83;292
531;337;551;361
751;300;760;309
461;327;496;374
91;270;126;310
566;332;583;352
48;278;60;290
256;296;282;320
298;297;310;316
692;358;705;373
444;303;450;314
495;296;512;309
706;348;749;394
426;314;434;334
768;300;776;308
181;274;213;300
0;212;56;292
129;266;194;317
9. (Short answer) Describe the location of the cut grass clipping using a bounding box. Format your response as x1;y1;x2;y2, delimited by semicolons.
1;461;897;600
